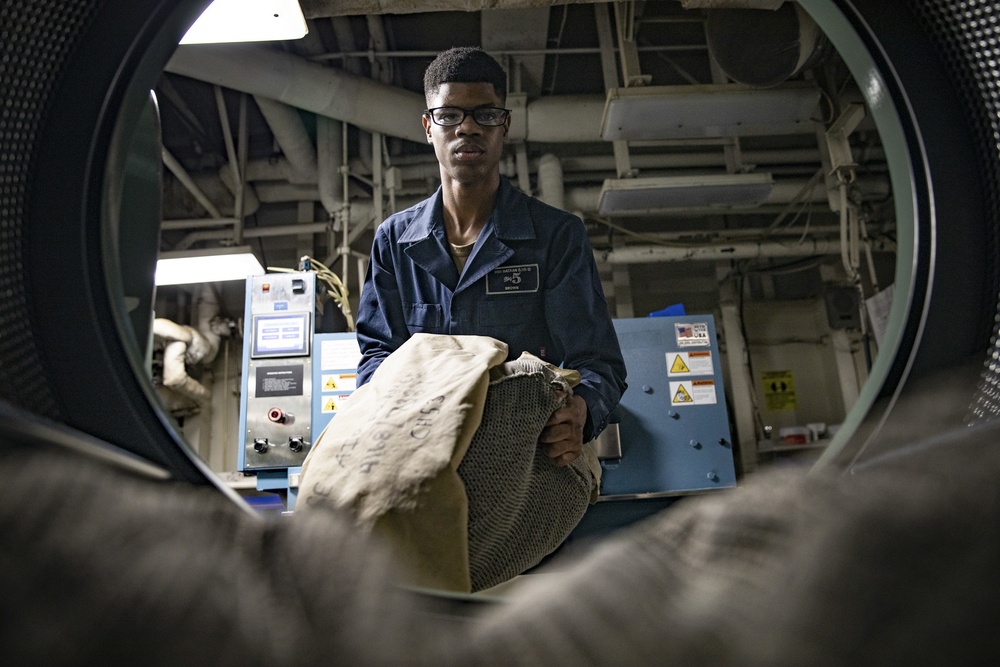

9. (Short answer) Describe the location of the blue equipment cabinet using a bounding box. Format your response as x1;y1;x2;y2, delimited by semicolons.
599;315;737;497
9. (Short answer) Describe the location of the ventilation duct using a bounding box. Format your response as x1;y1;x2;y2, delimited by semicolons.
705;3;829;88
601;83;821;141
598;173;775;215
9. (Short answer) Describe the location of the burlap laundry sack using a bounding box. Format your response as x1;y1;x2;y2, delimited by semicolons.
297;333;599;593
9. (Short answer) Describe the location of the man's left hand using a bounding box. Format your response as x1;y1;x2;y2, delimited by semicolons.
539;394;587;467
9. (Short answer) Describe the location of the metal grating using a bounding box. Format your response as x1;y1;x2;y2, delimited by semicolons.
914;2;1000;421
0;1;98;417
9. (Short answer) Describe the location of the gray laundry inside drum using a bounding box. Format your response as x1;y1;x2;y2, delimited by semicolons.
458;357;596;592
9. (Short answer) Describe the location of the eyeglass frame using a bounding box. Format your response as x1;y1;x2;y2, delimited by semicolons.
423;106;512;127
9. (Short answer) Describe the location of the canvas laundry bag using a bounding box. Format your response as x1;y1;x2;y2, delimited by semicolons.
298;333;599;592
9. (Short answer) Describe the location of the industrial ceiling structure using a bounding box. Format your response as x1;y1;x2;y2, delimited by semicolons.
154;0;893;318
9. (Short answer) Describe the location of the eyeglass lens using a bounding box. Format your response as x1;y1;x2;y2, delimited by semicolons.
428;107;508;126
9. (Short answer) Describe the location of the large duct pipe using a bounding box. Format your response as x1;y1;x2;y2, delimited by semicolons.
166;44;427;144
166;45;615;145
252;96;317;183
525;95;605;143
167;45;829;147
706;3;828;88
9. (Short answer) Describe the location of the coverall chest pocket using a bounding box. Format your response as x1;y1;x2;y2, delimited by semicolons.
404;303;445;333
476;295;544;337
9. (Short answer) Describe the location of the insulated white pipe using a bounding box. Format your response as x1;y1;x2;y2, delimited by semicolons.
317;116;344;217
161;340;211;403
167;44;427;144
194;284;221;366
525;95;606;143
217;165;261;215
537;154;565;209
599;237;894;264
153;318;216;404
252;96;317;183
162;148;224;219
153;318;213;365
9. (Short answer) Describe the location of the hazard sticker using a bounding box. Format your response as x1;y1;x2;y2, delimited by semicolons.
667;350;714;376
669;379;718;406
322;373;357;393
675;322;710;348
762;370;797;411
321;394;351;413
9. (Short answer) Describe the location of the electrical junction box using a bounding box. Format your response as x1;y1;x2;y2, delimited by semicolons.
599;315;737;497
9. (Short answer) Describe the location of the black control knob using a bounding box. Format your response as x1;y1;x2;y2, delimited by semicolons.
288;437;304;453
253;438;269;454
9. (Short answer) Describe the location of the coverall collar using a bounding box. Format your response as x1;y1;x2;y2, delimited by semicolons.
397;177;537;243
399;177;537;293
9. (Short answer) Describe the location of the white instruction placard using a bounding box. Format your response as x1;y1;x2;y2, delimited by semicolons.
321;337;362;371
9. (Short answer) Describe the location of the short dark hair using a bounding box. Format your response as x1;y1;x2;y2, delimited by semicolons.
423;47;507;104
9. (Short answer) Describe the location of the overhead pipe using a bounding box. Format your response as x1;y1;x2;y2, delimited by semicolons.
152;310;220;404
162;171;260;219
537;154;565;209
252;95;317;183
599;236;895;264
167;44;428;144
161;148;224;219
170;144;873;209
301;0;608;17
317;116;344;217
217;164;261;215
565;175;891;214
168;44;832;148
166;173;888;227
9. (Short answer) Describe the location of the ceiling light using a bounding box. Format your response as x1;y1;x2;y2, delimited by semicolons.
155;246;265;286
598;173;775;215
180;0;308;45
601;83;821;141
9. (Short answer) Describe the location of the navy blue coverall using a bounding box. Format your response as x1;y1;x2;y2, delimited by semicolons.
356;177;627;441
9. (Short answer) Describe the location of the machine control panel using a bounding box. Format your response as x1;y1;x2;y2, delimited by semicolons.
239;272;316;471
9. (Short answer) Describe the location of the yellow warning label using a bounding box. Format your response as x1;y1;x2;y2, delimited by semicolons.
762;370;797;411
322;373;358;393
673;384;694;403
322;398;338;413
670;354;690;374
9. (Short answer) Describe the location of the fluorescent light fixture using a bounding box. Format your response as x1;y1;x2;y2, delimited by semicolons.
156;246;265;286
598;173;775;215
601;83;821;141
180;0;308;45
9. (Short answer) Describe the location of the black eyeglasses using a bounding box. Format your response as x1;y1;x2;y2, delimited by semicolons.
424;106;511;127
